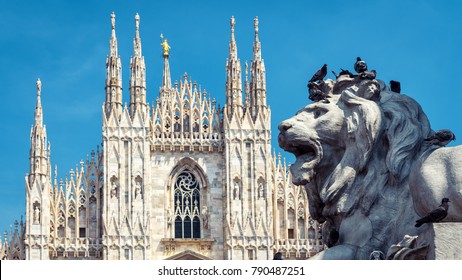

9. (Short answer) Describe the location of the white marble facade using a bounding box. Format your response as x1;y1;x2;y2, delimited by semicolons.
1;14;323;260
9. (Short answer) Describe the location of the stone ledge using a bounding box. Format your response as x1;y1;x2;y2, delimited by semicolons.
421;222;462;260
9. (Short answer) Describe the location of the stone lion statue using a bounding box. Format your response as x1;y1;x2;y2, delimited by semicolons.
278;76;462;259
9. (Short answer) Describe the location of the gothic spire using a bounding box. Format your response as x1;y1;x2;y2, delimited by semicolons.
25;78;51;260
225;16;243;120
129;13;147;118
105;12;123;119
29;79;49;177
250;16;267;120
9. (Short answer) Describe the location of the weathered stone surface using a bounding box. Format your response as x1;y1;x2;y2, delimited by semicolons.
409;146;462;221
421;223;462;260
278;73;462;259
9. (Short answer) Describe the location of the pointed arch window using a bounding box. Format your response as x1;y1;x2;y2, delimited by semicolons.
173;171;201;238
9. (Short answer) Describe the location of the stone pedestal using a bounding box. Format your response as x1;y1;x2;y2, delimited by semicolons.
422;223;462;259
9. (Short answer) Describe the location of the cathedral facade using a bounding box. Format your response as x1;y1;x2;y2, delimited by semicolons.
1;14;323;260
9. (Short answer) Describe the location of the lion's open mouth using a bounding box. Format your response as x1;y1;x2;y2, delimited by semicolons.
293;145;316;159
279;133;321;186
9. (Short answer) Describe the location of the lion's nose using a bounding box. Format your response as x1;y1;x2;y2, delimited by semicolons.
278;121;292;132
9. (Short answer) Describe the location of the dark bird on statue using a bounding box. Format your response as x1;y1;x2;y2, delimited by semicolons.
354;57;368;73
390;80;401;93
332;70;339;79
425;129;456;147
308;82;329;103
309;64;328;83
359;69;376;80
339;68;356;78
415;198;450;227
326;229;339;248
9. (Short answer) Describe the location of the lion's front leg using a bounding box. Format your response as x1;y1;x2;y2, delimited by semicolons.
311;212;373;259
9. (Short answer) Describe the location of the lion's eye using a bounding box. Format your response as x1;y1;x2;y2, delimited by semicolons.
314;109;324;118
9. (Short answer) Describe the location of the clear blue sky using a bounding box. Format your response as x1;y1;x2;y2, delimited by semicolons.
1;0;461;235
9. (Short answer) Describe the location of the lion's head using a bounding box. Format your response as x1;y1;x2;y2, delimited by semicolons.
278;79;432;258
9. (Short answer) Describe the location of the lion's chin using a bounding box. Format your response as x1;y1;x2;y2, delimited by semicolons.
290;152;319;186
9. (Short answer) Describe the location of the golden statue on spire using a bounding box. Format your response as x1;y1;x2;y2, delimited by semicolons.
160;33;170;56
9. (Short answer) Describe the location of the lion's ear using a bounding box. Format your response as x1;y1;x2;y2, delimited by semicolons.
341;90;382;170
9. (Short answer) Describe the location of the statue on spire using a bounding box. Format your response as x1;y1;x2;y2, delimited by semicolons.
160;34;171;57
111;12;116;30
254;16;259;33
230;16;235;30
36;78;41;95
135;13;140;31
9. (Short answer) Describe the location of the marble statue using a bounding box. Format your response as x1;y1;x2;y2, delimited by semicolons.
201;206;209;229
233;182;240;200
36;78;41;94
134;180;142;199
110;180;118;198
33;205;40;224
258;183;264;199
278;70;462;259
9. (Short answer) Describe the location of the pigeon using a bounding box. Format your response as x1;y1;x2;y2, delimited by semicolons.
326;229;339;248
425;129;456;147
390;80;401;93
273;252;283;260
308;82;329;103
354;57;368;73
339;68;356;78
359;69;376;80
415;198;450;227
331;70;339;79
309;64;328;83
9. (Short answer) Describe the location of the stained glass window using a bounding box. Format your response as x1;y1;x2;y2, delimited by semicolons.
174;171;201;238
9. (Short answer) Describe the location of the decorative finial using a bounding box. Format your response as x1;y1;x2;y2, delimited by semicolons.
135;13;140;31
160;34;170;57
36;78;42;95
254;16;259;33
111;12;116;30
230;16;235;29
